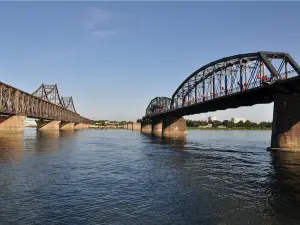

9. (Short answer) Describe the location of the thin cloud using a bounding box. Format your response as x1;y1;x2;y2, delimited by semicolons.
92;30;117;38
83;6;118;39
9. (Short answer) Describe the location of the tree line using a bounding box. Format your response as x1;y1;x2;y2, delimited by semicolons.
187;119;272;128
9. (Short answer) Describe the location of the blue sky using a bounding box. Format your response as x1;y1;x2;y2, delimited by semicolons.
0;2;299;122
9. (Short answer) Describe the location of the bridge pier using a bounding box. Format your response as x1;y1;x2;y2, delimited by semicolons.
162;117;187;137
37;120;61;131
141;122;152;134
0;116;26;132
132;122;141;131
270;94;300;151
152;120;163;136
74;123;89;129
60;122;75;130
127;123;133;130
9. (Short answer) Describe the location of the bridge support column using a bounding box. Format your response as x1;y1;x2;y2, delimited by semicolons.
0;116;26;132
152;120;163;136
74;123;89;129
60;122;75;130
269;94;300;151
37;120;61;131
141;122;152;134
162;117;187;137
132;122;141;131
127;123;133;130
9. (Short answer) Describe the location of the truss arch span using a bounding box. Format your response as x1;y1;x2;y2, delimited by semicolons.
171;51;300;109
145;97;172;117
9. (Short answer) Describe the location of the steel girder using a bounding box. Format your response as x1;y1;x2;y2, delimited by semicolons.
0;82;93;124
171;51;300;109
145;97;172;117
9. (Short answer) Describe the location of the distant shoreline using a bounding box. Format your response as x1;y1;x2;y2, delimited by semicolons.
187;127;271;130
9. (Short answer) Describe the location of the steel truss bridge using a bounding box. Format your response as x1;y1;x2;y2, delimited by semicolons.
0;82;93;124
144;51;300;120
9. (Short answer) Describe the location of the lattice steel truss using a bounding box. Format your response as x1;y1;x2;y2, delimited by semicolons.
171;51;300;109
145;97;171;117
61;97;76;112
0;82;93;124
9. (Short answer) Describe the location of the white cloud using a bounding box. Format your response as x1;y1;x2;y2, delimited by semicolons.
83;6;117;39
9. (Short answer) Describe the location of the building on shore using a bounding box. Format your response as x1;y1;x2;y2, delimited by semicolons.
208;116;217;123
24;118;37;127
231;117;246;123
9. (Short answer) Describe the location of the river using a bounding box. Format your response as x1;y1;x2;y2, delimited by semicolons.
1;129;300;224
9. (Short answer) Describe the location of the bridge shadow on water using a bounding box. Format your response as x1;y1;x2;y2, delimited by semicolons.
0;129;77;164
140;133;187;152
266;151;300;223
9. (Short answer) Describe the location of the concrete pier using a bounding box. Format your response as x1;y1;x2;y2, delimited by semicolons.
270;94;300;151
132;122;141;131
152;120;163;136
37;120;61;131
0;116;26;132
127;123;133;130
141;122;152;134
60;122;75;130
162;117;187;137
74;123;89;129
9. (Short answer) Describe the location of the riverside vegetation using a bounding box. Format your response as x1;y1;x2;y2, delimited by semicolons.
187;120;272;130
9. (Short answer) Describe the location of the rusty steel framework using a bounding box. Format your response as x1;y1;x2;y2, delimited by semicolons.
0;82;93;124
171;52;299;109
144;51;300;118
145;97;171;117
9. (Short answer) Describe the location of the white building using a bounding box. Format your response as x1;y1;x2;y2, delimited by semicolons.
231;117;247;124
24;118;37;127
208;116;217;123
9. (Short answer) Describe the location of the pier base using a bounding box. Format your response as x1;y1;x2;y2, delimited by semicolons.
162;117;187;137
132;122;141;131
74;123;89;129
37;120;61;131
0;116;26;132
60;122;75;130
269;94;300;152
127;123;133;130
152;120;163;136
141;123;152;134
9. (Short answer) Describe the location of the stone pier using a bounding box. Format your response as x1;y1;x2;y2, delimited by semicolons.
132;122;141;131
141;122;152;134
269;94;300;151
127;123;133;130
37;120;61;131
162;117;187;137
60;122;75;130
0;115;26;132
74;123;89;129
152;120;163;136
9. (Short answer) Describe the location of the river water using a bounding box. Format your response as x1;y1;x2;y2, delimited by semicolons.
1;129;300;224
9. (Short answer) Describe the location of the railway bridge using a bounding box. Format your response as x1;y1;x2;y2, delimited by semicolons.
130;51;300;151
0;82;93;131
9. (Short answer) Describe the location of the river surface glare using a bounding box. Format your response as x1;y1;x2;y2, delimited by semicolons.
1;129;300;224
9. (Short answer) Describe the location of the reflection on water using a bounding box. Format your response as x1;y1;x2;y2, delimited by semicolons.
0;129;77;163
0;132;24;163
1;129;300;224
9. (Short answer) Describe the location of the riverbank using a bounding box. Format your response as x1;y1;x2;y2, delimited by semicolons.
187;127;271;130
